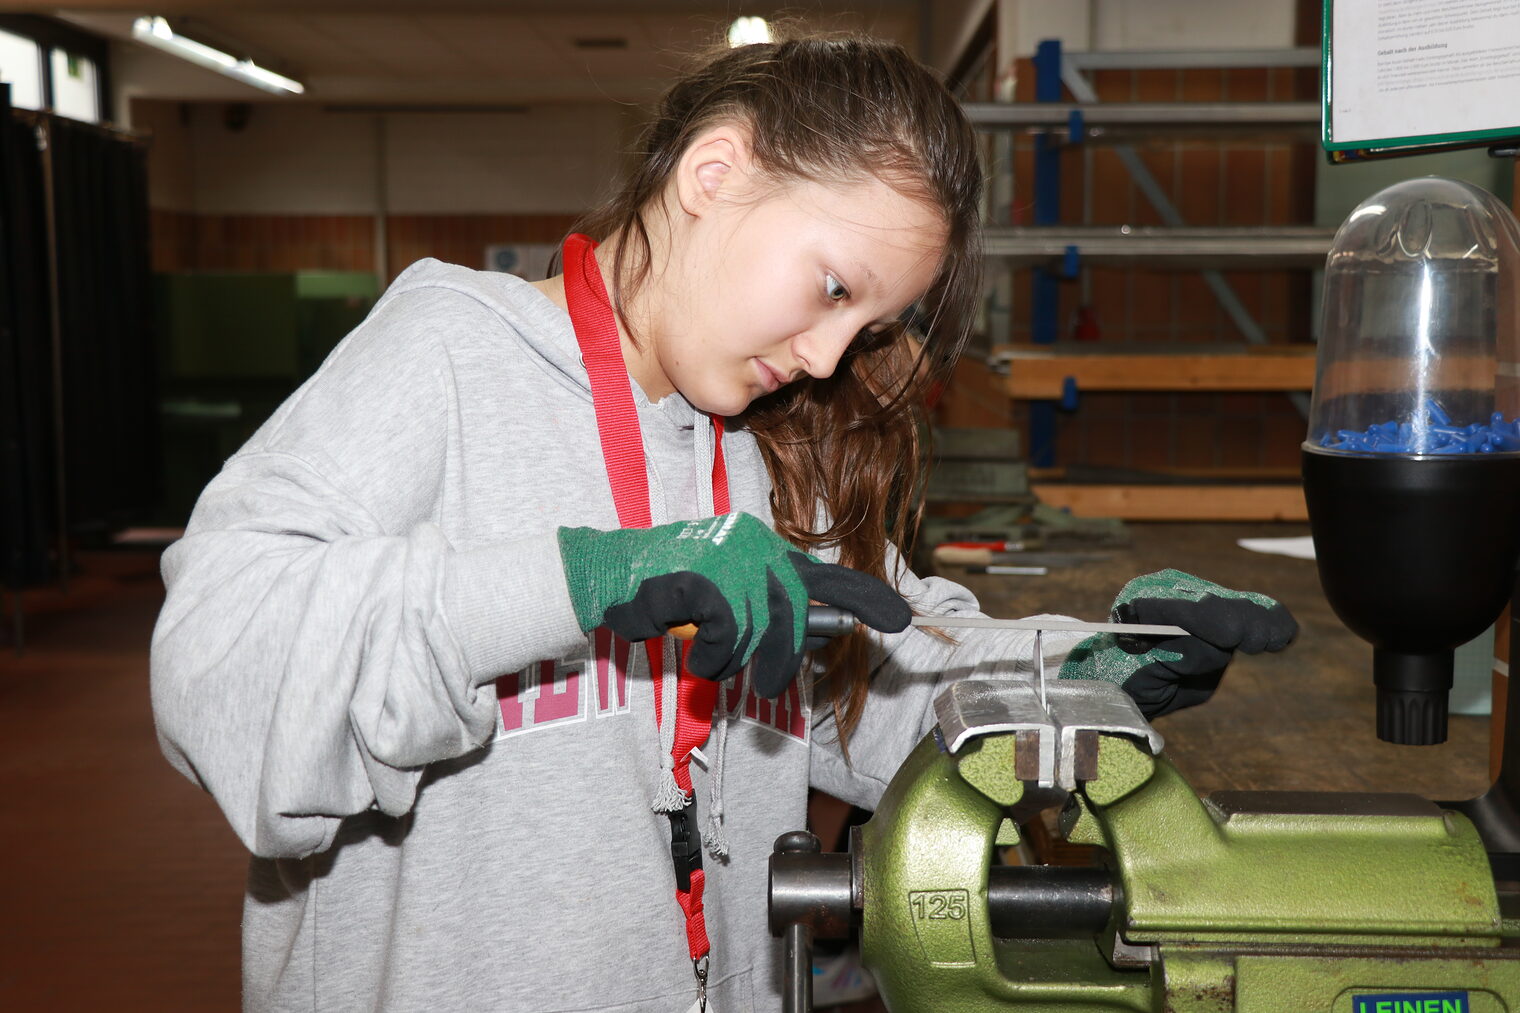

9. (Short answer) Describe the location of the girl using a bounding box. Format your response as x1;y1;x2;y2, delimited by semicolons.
151;34;1292;1013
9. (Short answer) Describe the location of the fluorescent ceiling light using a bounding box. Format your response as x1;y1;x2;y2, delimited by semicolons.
131;16;304;96
727;17;771;48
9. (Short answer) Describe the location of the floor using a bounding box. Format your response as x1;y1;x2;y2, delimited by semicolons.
2;550;247;1009
0;523;1496;1009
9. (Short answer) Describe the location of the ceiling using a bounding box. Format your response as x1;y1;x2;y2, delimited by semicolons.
34;2;925;106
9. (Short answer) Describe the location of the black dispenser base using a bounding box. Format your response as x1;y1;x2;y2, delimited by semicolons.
1374;649;1453;745
1303;449;1520;745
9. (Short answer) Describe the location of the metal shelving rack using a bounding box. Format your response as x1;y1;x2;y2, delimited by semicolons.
973;42;1324;519
982;225;1332;267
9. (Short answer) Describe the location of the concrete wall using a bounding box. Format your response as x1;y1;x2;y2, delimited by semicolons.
137;98;629;215
133;99;194;212
384;106;627;215
997;0;1297;66
1092;0;1295;51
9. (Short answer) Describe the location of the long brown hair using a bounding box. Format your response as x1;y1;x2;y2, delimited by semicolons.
571;33;983;743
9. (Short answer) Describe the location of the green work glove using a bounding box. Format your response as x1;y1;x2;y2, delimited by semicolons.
1059;568;1297;719
557;512;911;698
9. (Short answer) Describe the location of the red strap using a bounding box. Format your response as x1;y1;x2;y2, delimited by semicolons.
712;420;729;513
562;234;653;531
561;233;721;963
676;869;710;955
673;647;715;796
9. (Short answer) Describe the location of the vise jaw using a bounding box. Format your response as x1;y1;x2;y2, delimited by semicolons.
934;678;1164;793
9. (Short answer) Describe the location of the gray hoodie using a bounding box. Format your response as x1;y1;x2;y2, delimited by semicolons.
150;259;1076;1012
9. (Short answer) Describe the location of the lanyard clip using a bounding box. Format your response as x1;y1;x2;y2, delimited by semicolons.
693;954;709;1013
667;807;704;893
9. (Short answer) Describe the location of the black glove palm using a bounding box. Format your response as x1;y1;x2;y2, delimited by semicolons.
558;513;911;697
1061;569;1298;719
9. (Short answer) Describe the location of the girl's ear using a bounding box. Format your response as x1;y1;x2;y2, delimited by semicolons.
674;123;755;217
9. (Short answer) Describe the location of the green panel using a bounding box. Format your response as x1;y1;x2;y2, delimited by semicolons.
294;271;378;376
297;297;371;377
152;271;377;524
158;273;299;380
294;270;378;301
157;271;377;383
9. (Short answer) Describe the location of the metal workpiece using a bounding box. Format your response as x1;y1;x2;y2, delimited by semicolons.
983;225;1336;268
912;614;1187;637
1044;685;1163;792
801;605;1187;639
935;679;1162;791
935;678;1055;761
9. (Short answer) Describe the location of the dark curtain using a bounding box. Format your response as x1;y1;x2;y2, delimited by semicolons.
49;116;157;540
0;94;156;590
0;89;54;589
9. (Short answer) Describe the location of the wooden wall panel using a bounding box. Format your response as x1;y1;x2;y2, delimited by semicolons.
150;211;577;282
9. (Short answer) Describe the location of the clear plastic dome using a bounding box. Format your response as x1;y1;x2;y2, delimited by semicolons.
1305;177;1520;457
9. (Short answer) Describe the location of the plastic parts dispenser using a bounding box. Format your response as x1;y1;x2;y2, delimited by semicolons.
1303;176;1520;745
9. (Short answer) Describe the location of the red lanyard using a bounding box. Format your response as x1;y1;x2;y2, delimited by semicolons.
562;232;724;967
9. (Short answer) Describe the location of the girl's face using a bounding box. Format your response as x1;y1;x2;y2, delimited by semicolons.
634;143;947;417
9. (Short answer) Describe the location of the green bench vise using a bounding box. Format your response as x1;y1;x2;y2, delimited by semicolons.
769;679;1520;1012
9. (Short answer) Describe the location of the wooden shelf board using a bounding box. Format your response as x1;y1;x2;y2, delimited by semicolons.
998;345;1316;397
1032;483;1307;521
1031;466;1304;481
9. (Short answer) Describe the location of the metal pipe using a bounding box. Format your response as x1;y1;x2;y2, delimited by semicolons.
1065;48;1320;71
770;831;831;1013
982;226;1333;267
782;921;812;1013
964;101;1318;129
770;846;1119;943
986;865;1117;938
